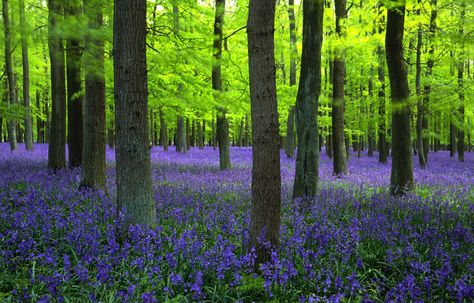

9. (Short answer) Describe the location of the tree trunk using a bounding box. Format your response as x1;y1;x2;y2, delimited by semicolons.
213;0;231;170
80;0;106;189
2;0;17;151
293;0;323;199
48;0;67;170
377;7;387;164
186;117;191;150
36;90;44;143
65;1;83;167
217;108;231;170
415;1;426;168
450;114;457;157
19;0;33;150
285;106;295;158
248;0;281;267
114;0;156;228
176;115;185;152
332;0;347;176
288;0;297;86
191;119;195;147
457;4;465;162
159;109;168;151
386;2;414;195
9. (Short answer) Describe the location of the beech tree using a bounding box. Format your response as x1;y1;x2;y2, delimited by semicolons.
248;0;281;266
114;0;156;227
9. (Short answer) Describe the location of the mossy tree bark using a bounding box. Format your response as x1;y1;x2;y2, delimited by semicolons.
114;0;156;228
293;0;324;199
80;0;106;190
248;0;281;267
285;106;295;158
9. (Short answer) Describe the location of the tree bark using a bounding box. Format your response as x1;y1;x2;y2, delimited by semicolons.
288;0;297;86
176;115;185;152
415;0;426;168
48;0;67;170
2;0;17;151
285;106;295;158
114;0;156;228
65;1;83;167
293;0;323;199
217;108;231;169
248;0;281;267
213;0;231;170
386;2;414;195
19;0;33;150
80;0;106;189
332;0;347;176
186;117;191;151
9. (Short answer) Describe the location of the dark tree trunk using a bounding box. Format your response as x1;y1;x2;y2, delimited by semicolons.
217;108;231;170
415;1;426;168
159;109;168;151
293;0;324;199
80;0;106;189
114;0;156;228
457;4;465;162
202;120;206;146
176;115;185;152
377;8;387;164
248;0;281;267
108;105;115;149
20;0;33;150
450;113;456;157
386;2;414;195
211;117;216;149
191;119;195;147
288;0;297;86
285;106;295;158
332;0;347;176
65;1;83;167
186;117;191;151
2;0;17;151
48;0;67;170
213;0;231;170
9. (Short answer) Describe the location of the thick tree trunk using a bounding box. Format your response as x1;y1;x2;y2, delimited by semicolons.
114;0;156;228
20;0;33;150
80;0;106;189
293;0;323;199
65;2;83;167
285;106;295;158
248;0;281;267
217;108;231;170
2;0;17;151
48;0;67;170
332;0;347;176
386;3;414;195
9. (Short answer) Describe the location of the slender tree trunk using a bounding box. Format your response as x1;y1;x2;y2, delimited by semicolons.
213;0;231;170
20;0;33;150
285;106;295;157
288;0;297;86
114;0;156;228
457;3;465;162
2;0;17;151
48;0;67;170
293;0;323;199
191;119;195;147
65;1;83;167
450;114;457;157
36;90;44;143
377;7;387;164
248;0;281;267
176;115;185;152
415;1;426;168
332;0;347;176
386;2;414;195
80;0;106;189
186;117;190;151
197;120;203;149
217;108;231;170
159;109;168;151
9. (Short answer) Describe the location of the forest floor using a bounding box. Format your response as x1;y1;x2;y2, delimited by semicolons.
0;144;473;302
